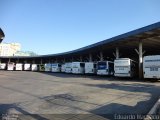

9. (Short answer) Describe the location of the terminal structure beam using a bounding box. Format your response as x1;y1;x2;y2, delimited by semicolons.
80;56;82;62
100;52;104;61
32;59;35;64
116;47;119;59
40;59;43;64
139;40;143;79
89;54;92;62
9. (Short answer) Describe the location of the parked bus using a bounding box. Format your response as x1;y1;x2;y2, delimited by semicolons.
61;64;66;72
143;55;160;79
15;63;23;71
45;63;52;72
7;62;15;71
114;58;137;77
65;62;72;73
85;62;97;74
24;63;31;71
0;63;6;70
72;62;85;74
31;64;38;71
51;63;61;72
97;61;114;75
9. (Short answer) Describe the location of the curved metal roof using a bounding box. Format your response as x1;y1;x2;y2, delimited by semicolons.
0;28;5;43
1;22;160;59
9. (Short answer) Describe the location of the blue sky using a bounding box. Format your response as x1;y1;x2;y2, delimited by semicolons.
0;0;160;55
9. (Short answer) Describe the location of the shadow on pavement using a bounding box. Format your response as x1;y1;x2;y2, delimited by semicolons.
88;83;160;119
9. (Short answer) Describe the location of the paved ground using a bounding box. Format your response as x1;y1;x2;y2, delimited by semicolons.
0;71;160;120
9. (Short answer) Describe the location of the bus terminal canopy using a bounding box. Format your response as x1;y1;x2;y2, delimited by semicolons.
0;28;5;43
0;22;160;62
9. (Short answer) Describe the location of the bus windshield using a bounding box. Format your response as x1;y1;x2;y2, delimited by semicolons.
98;62;107;70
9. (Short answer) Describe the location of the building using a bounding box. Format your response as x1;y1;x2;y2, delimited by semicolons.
14;51;37;56
0;43;21;56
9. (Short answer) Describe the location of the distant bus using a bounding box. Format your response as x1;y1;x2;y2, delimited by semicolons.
85;62;97;74
72;62;85;74
15;63;23;71
143;55;160;79
65;62;72;73
61;64;66;72
114;58;137;77
0;63;6;70
31;64;38;71
45;63;52;72
7;62;15;71
51;63;61;72
24;64;31;71
97;61;114;75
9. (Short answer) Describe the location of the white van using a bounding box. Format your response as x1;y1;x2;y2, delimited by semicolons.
45;63;52;72
143;55;160;79
0;63;6;70
31;64;38;71
72;62;85;74
24;64;31;71
85;62;97;74
114;58;137;77
7;62;15;71
51;63;61;72
65;62;72;73
97;61;114;75
15;63;23;71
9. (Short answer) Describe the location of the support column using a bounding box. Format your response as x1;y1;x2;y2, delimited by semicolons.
100;52;103;61
71;57;73;62
32;59;35;64
40;59;43;64
116;47;119;59
8;58;11;63
139;41;143;79
63;58;65;63
24;60;27;64
89;54;92;62
55;58;58;63
16;58;19;63
80;56;82;62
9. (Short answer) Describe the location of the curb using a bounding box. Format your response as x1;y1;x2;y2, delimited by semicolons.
144;98;160;120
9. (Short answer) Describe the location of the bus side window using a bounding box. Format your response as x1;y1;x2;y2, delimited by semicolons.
94;64;96;68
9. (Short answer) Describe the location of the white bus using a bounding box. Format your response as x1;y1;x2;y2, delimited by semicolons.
45;63;52;72
65;62;72;73
114;58;137;77
31;64;38;71
0;63;6;70
85;62;97;74
61;64;66;72
143;55;160;79
15;63;23;71
51;63;61;72
24;64;31;71
72;62;85;74
97;61;114;75
7;62;15;71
